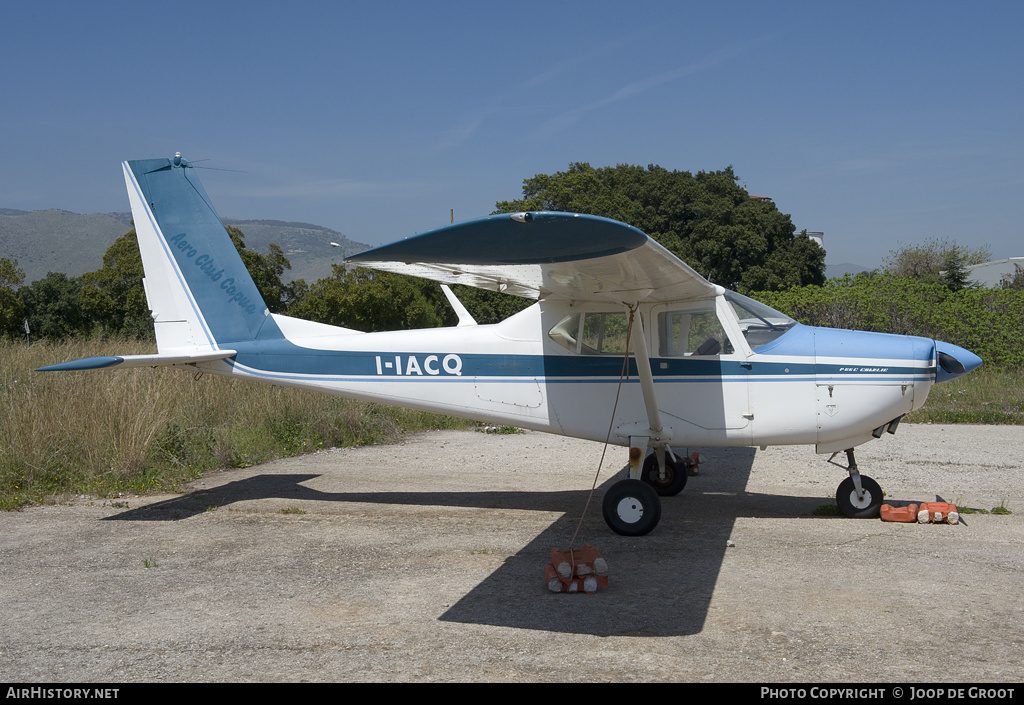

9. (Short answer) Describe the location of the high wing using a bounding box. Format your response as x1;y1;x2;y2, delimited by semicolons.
346;211;721;304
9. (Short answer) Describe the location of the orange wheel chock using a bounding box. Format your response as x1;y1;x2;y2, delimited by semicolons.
880;501;959;524
546;544;609;594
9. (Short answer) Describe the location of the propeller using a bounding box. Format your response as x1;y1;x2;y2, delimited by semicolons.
934;340;983;382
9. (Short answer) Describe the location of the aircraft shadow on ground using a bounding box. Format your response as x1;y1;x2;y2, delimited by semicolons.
105;446;837;636
441;446;767;637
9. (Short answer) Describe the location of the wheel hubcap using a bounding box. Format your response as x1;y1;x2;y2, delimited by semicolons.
616;497;644;523
849;489;872;509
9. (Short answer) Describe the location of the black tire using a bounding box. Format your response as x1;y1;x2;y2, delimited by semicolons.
836;475;883;518
603;479;662;536
641;452;688;497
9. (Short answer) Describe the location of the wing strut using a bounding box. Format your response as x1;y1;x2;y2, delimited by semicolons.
440;285;478;327
599;304;680;536
621;304;676;480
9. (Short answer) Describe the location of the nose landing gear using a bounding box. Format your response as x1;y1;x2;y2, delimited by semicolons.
831;448;883;518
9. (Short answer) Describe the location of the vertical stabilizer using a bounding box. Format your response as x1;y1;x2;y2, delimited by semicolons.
123;156;281;350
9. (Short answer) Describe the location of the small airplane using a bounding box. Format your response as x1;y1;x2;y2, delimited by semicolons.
38;154;983;536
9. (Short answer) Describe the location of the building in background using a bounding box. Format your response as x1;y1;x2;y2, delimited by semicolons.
963;257;1024;288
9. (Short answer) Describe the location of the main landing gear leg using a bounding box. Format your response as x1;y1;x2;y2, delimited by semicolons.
832;448;883;518
602;436;663;536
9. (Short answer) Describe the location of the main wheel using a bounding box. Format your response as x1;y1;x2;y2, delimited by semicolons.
836;475;883;518
641;452;688;496
603;479;662;536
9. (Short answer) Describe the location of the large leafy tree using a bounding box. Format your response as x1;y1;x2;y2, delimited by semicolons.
19;272;89;340
495;163;825;293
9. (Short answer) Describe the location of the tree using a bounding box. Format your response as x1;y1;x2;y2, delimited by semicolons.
79;231;153;339
0;258;25;338
495;163;825;292
940;247;975;292
19;272;89;340
287;265;445;332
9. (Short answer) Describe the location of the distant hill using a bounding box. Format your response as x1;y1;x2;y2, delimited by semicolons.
0;210;130;283
0;209;368;284
221;218;367;284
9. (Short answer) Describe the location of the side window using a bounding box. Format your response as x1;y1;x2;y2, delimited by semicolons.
581;312;630;354
549;312;635;355
659;310;734;356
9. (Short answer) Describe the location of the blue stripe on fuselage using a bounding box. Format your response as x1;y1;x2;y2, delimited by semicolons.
217;324;934;384
224;339;930;384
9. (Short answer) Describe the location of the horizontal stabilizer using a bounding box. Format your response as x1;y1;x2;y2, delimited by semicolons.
36;349;237;372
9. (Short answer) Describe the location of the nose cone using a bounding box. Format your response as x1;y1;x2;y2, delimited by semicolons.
935;340;983;383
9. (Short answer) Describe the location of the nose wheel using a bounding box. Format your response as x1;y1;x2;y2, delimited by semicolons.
836;475;883;517
831;448;884;518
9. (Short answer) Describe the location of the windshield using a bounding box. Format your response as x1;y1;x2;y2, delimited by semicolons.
724;291;796;349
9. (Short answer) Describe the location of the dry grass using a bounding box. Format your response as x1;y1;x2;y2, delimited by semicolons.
1;340;469;508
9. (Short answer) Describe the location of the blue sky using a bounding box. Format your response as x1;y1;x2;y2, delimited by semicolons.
2;1;1021;269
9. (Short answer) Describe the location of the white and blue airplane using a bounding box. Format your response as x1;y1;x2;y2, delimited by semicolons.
39;154;983;535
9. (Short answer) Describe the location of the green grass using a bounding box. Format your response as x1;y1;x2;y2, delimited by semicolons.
906;368;1024;424
991;498;1013;515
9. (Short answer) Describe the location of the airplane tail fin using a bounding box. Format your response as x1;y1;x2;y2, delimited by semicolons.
123;154;282;351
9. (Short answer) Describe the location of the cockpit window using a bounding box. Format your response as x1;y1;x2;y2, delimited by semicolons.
548;312;635;355
724;290;796;348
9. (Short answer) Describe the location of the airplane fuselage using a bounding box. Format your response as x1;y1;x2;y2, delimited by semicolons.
198;298;935;455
